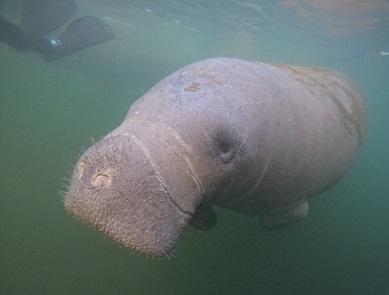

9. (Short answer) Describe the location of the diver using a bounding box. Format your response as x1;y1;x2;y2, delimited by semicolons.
0;0;114;61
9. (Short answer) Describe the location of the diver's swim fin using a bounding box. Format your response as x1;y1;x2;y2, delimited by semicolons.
19;0;77;37
42;16;115;61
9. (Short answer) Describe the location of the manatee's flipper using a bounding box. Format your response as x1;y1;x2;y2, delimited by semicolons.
19;0;77;37
259;200;309;230
42;16;115;61
190;204;217;230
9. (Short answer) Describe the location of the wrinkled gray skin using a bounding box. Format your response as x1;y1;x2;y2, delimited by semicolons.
65;58;366;258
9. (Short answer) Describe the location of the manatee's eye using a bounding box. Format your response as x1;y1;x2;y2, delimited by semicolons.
218;141;237;164
220;144;229;153
210;126;246;164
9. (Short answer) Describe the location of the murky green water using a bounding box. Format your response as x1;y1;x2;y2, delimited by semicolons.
1;0;388;294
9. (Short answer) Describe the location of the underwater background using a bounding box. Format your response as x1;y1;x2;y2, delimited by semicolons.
1;0;388;294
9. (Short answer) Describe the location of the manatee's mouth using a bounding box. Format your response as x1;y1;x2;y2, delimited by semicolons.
64;134;192;258
65;189;189;258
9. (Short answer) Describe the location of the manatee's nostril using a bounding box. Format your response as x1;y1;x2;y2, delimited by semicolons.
92;172;111;186
77;161;85;178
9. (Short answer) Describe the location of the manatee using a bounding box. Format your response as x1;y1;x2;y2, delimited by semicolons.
64;58;366;258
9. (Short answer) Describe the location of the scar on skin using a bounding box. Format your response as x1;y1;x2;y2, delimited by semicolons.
184;82;201;92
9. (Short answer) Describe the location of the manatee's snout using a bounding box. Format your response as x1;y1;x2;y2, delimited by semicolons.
64;134;191;258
